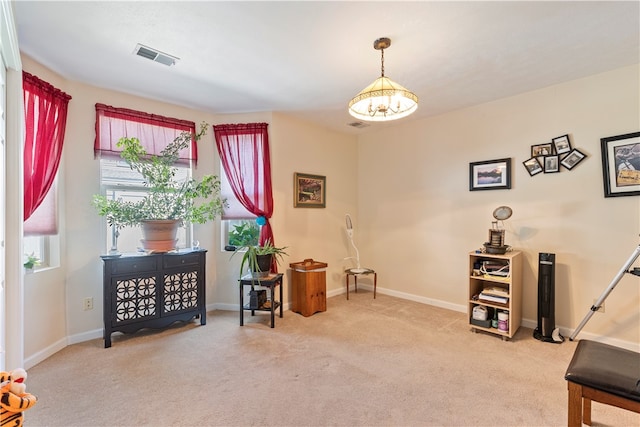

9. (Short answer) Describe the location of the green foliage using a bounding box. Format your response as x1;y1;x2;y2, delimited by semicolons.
232;239;288;278
23;252;40;269
92;122;226;228
229;221;260;247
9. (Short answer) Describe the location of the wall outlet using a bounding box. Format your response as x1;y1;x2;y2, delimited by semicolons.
83;297;94;311
593;299;605;313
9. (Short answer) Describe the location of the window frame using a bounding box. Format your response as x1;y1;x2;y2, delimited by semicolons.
98;157;194;254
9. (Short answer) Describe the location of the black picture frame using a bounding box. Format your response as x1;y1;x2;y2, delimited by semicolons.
601;131;640;197
560;148;586;170
523;157;543;176
469;158;511;191
531;143;554;157
543;155;560;173
552;134;572;155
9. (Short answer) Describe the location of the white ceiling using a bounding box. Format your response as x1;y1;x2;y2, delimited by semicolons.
12;1;640;135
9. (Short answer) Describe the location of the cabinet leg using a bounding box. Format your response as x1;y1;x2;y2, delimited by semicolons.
270;286;275;328
239;284;244;326
279;279;283;318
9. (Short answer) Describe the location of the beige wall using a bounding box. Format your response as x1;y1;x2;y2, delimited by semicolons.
21;55;360;366
20;54;640;366
357;64;640;347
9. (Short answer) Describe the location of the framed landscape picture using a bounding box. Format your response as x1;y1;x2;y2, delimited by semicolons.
294;172;326;207
469;158;511;191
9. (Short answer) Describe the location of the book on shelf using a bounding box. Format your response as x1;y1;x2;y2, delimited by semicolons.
481;286;509;298
478;292;509;304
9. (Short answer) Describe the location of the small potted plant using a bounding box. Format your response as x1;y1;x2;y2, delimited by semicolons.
233;239;288;279
23;253;40;271
92;122;226;252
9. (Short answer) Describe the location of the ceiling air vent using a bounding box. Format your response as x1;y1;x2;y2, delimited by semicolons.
347;121;369;129
133;44;179;66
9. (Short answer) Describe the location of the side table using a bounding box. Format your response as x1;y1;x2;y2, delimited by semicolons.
345;268;377;300
239;273;284;328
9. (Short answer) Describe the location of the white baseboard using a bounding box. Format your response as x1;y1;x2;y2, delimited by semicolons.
331;283;640;352
23;337;67;370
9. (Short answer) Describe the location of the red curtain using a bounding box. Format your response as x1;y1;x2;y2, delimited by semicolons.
23;71;71;227
94;103;197;165
213;123;276;269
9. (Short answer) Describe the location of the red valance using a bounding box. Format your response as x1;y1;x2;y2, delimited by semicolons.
94;103;197;165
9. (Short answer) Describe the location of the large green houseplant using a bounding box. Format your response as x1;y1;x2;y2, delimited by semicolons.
233;239;288;279
92;122;226;251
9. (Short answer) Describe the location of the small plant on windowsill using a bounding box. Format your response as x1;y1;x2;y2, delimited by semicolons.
23;253;40;271
92;122;227;252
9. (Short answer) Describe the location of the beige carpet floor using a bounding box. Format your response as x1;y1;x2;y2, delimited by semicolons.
21;292;640;426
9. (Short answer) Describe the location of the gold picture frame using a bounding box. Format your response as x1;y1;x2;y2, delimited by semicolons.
294;172;326;208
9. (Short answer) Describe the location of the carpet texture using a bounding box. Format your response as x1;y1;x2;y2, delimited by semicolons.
22;292;640;426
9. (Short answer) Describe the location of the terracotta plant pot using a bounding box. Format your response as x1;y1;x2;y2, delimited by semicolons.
140;219;180;252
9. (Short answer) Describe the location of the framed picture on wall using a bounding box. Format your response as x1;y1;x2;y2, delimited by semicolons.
469;158;511;191
560;149;586;170
543;155;560;173
552;134;572;155
601;131;640;197
531;143;554;157
294;172;326;207
523;157;543;176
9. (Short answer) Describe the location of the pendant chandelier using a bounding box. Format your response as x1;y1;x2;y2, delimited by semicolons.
348;37;418;122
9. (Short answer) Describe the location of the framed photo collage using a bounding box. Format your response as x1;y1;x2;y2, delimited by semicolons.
523;134;586;177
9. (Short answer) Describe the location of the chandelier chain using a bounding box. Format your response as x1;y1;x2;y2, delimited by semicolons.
380;48;385;77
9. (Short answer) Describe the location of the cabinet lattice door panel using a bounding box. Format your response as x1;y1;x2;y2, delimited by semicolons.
163;271;199;313
113;274;158;323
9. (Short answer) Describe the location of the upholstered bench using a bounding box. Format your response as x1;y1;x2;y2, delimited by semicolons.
564;340;640;426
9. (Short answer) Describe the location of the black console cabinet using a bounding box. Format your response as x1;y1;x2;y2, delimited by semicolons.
101;250;207;348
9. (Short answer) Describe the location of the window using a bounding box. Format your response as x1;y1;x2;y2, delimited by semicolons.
214;123;274;251
99;157;191;253
219;160;256;251
94;105;197;253
222;219;259;250
22;72;70;270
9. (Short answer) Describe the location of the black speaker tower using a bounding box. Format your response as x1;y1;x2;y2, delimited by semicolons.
534;252;564;343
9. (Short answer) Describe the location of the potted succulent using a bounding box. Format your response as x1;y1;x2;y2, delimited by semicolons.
92;122;226;252
23;252;40;271
233;239;288;279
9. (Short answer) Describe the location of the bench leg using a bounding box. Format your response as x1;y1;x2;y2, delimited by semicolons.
583;397;592;426
568;381;584;427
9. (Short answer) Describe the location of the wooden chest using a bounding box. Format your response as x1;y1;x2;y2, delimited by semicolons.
290;259;327;317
